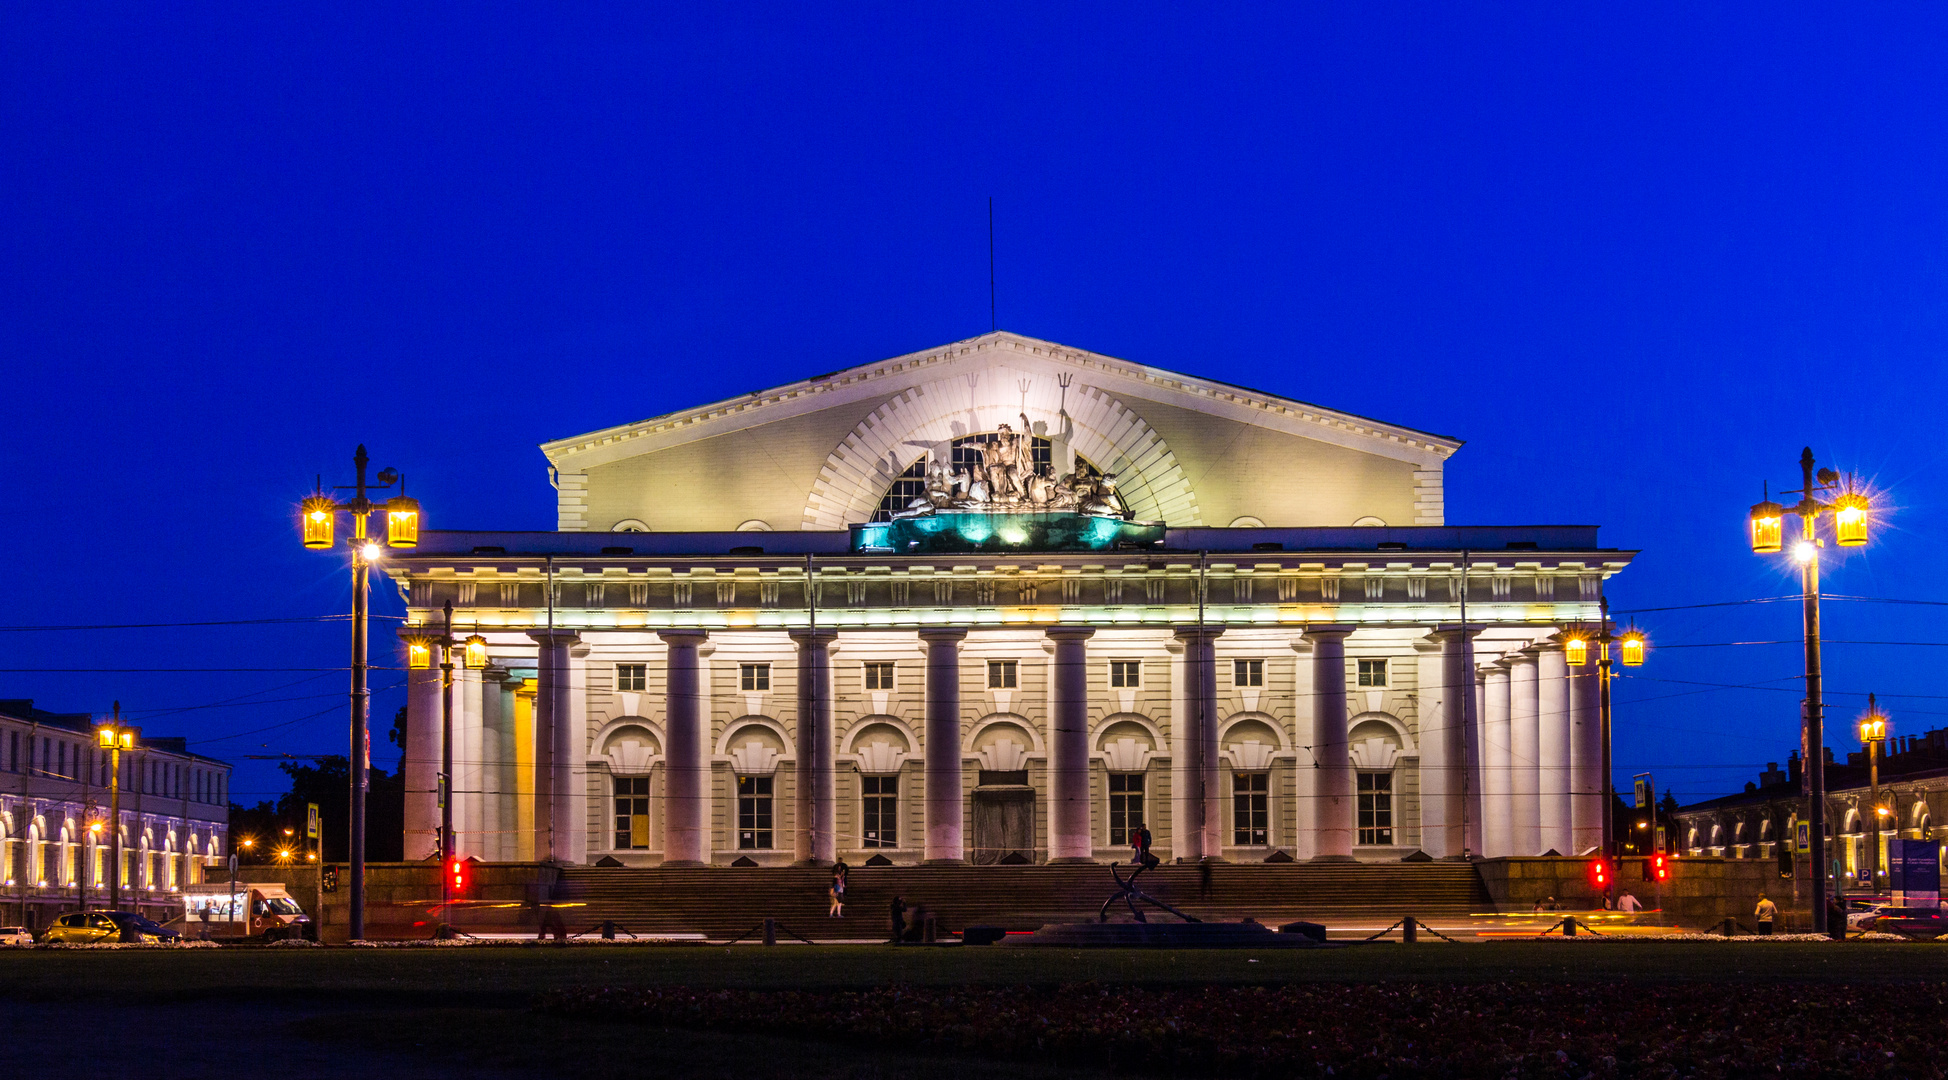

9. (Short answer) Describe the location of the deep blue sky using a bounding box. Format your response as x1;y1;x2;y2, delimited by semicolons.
6;6;1947;811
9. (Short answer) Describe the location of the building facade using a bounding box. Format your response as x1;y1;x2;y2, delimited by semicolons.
1675;735;1948;889
390;332;1635;866
0;699;231;926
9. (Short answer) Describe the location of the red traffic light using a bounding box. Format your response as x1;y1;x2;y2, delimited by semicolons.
1652;853;1670;882
448;856;472;895
1588;858;1610;889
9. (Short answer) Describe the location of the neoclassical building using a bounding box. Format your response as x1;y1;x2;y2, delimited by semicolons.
0;699;232;926
391;332;1634;867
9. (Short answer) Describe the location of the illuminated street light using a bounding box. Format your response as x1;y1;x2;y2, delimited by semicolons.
298;445;423;942
1747;447;1874;934
1858;694;1891;894
1567;615;1652;898
94;704;139;912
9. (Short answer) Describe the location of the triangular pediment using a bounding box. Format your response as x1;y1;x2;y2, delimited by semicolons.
540;331;1462;472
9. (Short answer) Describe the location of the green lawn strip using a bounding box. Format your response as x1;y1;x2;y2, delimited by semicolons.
0;942;1944;1009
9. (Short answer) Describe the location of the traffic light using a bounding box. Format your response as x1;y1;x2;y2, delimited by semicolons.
1651;853;1670;883
447;856;472;896
1588;857;1610;891
322;865;339;893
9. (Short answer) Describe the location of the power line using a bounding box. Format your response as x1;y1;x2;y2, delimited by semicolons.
0;614;404;632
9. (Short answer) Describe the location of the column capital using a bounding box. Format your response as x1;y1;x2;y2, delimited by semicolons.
918;627;970;644
1300;624;1356;641
787;628;839;646
657;628;709;647
1424;624;1487;641
1046;626;1097;643
528;629;583;648
1169;625;1220;644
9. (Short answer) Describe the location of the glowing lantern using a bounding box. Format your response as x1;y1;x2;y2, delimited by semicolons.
463;634;489;670
1858;715;1888;744
406;638;433;670
301;496;336;549
1619;629;1646;667
1832;492;1868;547
1748;500;1784;554
386;496;421;548
1564;636;1589;667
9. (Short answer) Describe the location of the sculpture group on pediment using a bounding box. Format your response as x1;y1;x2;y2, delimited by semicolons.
893;412;1129;520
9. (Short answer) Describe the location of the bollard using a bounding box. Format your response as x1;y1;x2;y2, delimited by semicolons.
1403;916;1417;944
763;917;777;946
1564;916;1578;937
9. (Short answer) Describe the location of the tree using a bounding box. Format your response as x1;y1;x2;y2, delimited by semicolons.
227;745;405;863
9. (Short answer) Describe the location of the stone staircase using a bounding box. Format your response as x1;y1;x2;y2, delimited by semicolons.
540;862;1495;939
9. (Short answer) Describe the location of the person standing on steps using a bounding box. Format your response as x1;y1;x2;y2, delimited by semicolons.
828;859;849;917
1197;858;1213;898
1131;821;1158;871
1755;894;1778;935
889;895;907;944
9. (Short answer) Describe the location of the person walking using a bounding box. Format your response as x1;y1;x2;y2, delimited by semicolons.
1754;894;1778;935
828;866;847;917
888;895;908;945
1616;892;1643;914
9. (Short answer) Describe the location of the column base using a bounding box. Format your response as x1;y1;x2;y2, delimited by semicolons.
791;858;834;868
658;859;710;868
920;857;967;866
1308;854;1358;863
1045;856;1099;865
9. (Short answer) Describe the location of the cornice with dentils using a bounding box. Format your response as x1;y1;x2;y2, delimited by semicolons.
540;331;1465;470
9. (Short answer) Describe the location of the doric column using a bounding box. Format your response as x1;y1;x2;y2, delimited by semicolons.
1174;626;1224;861
496;672;519;862
1047;627;1097;863
529;630;583;864
659;630;709;866
789;629;838;866
1307;625;1355;861
920;628;968;864
1290;637;1318;860
1508;650;1541;856
1481;661;1512;857
479;668;506;862
403;633;442;863
1537;644;1573;855
1569;651;1605;855
456;664;484;859
1417;627;1476;860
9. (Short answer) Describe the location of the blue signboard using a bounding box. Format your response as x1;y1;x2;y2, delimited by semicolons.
1890;839;1941;905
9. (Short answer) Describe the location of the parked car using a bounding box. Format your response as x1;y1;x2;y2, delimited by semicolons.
1867;906;1948;940
41;911;181;944
1844;897;1894;932
0;926;33;946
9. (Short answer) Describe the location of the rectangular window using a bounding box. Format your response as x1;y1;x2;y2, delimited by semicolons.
615;664;647;693
740;663;771;692
862;775;898;848
737;775;774;849
1233;659;1264;687
613;776;651;850
1109;773;1145;846
1357;659;1388;687
987;660;1017;689
863;662;895;691
1358;771;1394;845
1233;772;1269;846
1110;660;1141;689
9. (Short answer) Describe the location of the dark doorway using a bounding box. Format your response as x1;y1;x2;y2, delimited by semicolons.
971;770;1035;864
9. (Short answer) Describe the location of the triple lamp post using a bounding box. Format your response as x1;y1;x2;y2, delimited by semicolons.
1748;446;1872;933
92;705;138;913
298;445;421;942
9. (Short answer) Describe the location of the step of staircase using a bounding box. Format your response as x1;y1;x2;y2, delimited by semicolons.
530;862;1493;938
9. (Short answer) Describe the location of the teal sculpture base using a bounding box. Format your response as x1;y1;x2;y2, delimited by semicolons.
851;512;1164;554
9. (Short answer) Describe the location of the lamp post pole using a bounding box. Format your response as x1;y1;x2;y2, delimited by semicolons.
103;704;127;912
1748;447;1871;935
1861;694;1887;897
440;600;455;918
300;445;421;943
1568;606;1644;907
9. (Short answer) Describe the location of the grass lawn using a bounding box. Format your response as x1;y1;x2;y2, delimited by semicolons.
4;943;1946;1079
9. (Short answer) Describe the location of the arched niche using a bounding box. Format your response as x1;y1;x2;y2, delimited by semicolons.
1219;713;1285;771
969;714;1039;772
1095;714;1159;773
720;716;790;775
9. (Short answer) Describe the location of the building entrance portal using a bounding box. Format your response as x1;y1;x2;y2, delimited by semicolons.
972;771;1035;865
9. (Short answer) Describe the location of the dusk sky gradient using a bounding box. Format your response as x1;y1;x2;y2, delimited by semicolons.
6;5;1948;810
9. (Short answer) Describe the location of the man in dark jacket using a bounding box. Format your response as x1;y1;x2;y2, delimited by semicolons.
889;896;908;945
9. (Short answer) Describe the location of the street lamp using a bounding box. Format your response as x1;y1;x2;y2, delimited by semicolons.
95;704;138;912
1748;448;1871;933
1858;695;1890;896
298;445;420;942
1565;603;1650;901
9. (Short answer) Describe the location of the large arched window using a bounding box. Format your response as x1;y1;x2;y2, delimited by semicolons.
872;433;1120;521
